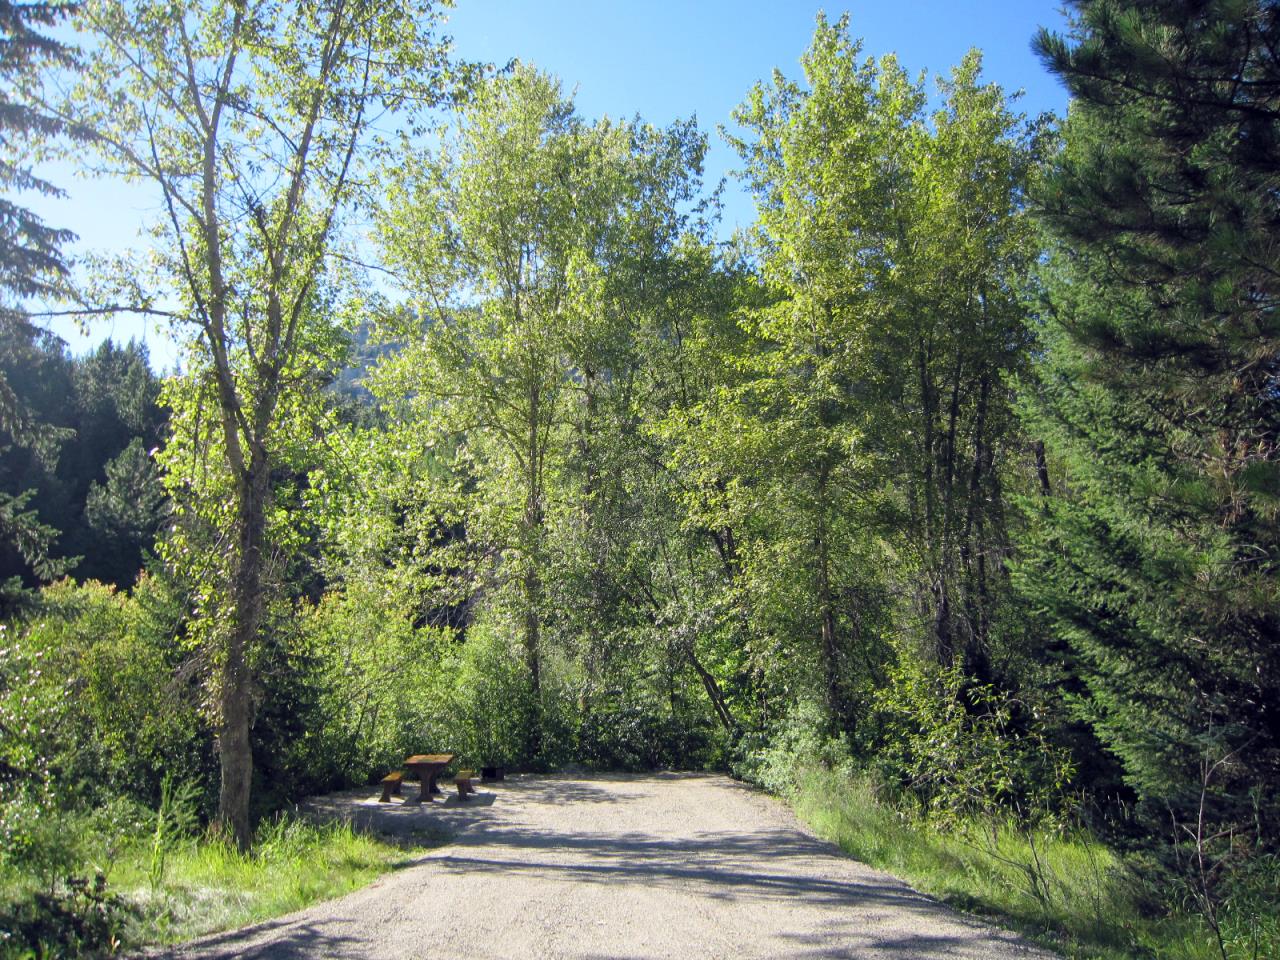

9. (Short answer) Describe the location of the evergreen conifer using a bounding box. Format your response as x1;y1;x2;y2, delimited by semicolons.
1023;0;1280;846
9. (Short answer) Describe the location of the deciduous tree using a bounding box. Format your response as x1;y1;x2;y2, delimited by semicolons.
722;15;1042;728
377;64;708;758
61;0;458;847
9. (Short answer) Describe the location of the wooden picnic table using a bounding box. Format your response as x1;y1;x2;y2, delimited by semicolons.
404;753;453;803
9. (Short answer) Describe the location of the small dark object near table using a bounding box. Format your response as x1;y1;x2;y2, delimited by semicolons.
481;765;505;782
404;754;453;803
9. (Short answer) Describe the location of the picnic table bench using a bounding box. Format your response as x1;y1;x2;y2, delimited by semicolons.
379;770;403;803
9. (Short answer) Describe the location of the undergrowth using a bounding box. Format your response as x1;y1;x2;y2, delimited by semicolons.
789;766;1277;960
0;813;429;958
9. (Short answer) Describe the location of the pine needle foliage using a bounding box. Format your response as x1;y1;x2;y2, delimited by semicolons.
1021;0;1280;854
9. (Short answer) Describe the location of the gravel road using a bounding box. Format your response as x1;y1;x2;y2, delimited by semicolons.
154;772;1056;959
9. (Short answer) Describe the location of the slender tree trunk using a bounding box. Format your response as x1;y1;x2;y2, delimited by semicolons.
818;554;841;718
961;373;992;661
918;342;957;663
523;383;544;758
522;563;543;755
933;351;966;663
812;309;845;723
521;536;542;694
1033;439;1052;498
688;648;736;733
815;479;842;723
917;343;936;545
217;443;269;851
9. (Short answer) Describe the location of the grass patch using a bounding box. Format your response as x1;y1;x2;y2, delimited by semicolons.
1;813;433;957
111;815;431;947
789;766;1271;960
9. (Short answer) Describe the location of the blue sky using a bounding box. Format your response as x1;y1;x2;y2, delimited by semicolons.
35;1;1071;369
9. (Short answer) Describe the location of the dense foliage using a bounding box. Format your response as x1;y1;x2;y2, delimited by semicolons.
1027;0;1280;830
1016;0;1280;942
1;2;1276;957
0;0;81;585
0;336;166;596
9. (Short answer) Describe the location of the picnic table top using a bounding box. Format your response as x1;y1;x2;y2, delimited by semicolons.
405;754;453;765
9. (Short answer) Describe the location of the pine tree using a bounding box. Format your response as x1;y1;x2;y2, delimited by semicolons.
1022;0;1280;846
0;0;79;581
0;0;77;318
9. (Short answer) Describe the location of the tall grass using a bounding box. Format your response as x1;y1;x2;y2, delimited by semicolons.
108;815;427;947
790;767;1274;960
0;812;429;957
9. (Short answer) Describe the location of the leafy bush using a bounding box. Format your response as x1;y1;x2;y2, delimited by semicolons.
444;622;538;768
733;698;852;795
871;657;1076;827
0;797;147;960
0;790;82;892
0;872;136;960
0;577;208;958
291;583;451;789
575;696;710;771
0;577;205;813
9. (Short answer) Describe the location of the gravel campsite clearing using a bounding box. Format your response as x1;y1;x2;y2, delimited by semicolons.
151;773;1054;959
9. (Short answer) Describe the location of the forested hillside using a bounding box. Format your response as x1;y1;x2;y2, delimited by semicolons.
1;1;1276;957
0;334;165;597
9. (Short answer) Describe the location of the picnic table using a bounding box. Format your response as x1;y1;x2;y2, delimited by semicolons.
404;753;453;803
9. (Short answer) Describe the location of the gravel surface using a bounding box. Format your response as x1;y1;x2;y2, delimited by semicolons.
153;772;1057;959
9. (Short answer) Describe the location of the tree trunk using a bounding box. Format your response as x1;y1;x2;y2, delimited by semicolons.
688;648;736;733
523;565;542;711
917;343;936;545
523;380;545;758
216;444;269;851
815;486;843;724
961;373;992;661
1033;439;1052;497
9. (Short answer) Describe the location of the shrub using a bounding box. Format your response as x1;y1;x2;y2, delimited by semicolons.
0;871;136;960
0;797;146;960
871;657;1076;827
0;578;204;813
291;583;452;788
445;622;538;768
734;698;852;796
575;696;708;771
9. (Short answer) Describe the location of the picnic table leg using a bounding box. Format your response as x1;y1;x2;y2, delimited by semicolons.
413;769;442;802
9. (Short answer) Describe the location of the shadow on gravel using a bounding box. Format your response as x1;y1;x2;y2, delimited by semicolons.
155;774;1037;960
777;928;992;958
438;849;927;907
301;773;636;840
522;778;631;804
161;918;365;960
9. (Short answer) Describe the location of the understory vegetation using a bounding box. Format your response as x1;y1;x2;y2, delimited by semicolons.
1;0;1278;956
0;803;425;958
790;765;1279;960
